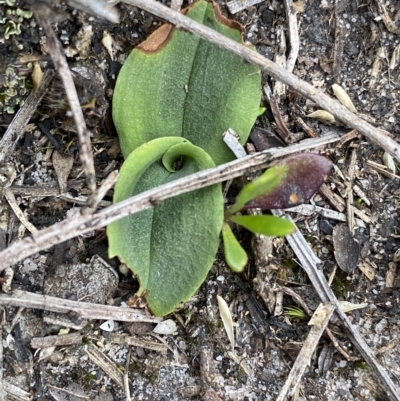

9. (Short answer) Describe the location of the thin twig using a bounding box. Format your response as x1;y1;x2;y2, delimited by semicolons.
121;0;400;161
85;170;118;211
31;333;83;349
0;290;162;323
170;0;182;11
283;0;299;73
47;385;90;400
0;70;55;163
332;0;343;81
375;0;400;35
67;0;120;23
346;148;357;234
0;135;340;271
264;85;292;142
226;0;264;14
5;190;38;234
32;6;97;195
0;309;4;401
281;287;353;360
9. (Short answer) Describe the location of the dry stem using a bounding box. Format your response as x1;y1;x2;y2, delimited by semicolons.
32;6;97;194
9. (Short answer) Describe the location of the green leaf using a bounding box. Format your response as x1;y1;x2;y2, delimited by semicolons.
228;165;288;215
112;0;261;165
230;215;295;237
222;223;248;272
107;137;224;316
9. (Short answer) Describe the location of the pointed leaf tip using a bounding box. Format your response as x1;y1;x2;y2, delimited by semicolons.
222;223;248;272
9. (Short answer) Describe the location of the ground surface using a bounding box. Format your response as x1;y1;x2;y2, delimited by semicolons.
1;0;400;400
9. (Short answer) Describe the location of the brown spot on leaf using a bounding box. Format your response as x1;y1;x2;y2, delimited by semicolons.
137;2;245;54
212;2;244;33
137;23;174;53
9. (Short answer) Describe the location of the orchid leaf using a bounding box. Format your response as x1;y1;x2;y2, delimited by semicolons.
230;215;296;237
243;154;332;210
222;223;248;272
109;0;263;316
107;137;224;316
112;0;261;165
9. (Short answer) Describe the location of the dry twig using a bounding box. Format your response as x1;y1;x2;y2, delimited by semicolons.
0;309;4;401
283;0;299;73
170;0;183;11
281;287;352;360
226;0;264;14
31;5;97;195
264;85;292;142
67;0;120;23
375;0;400;35
0;290;162;323
332;0;343;81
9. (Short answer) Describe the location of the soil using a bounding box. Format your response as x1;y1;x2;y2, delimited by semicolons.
1;0;400;401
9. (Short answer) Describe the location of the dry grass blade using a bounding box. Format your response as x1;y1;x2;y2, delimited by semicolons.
85;343;124;388
4;381;31;401
217;295;235;350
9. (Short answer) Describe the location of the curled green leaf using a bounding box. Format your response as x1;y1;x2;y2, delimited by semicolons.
107;137;224;316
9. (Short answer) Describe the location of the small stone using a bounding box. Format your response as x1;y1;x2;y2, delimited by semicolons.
153;319;177;335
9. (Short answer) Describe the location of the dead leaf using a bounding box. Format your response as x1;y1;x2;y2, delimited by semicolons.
217;295;235;350
306;110;336;124
333;224;360;273
358;261;375;281
52;151;74;194
332;84;357;113
32;62;43;92
338;301;368;312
